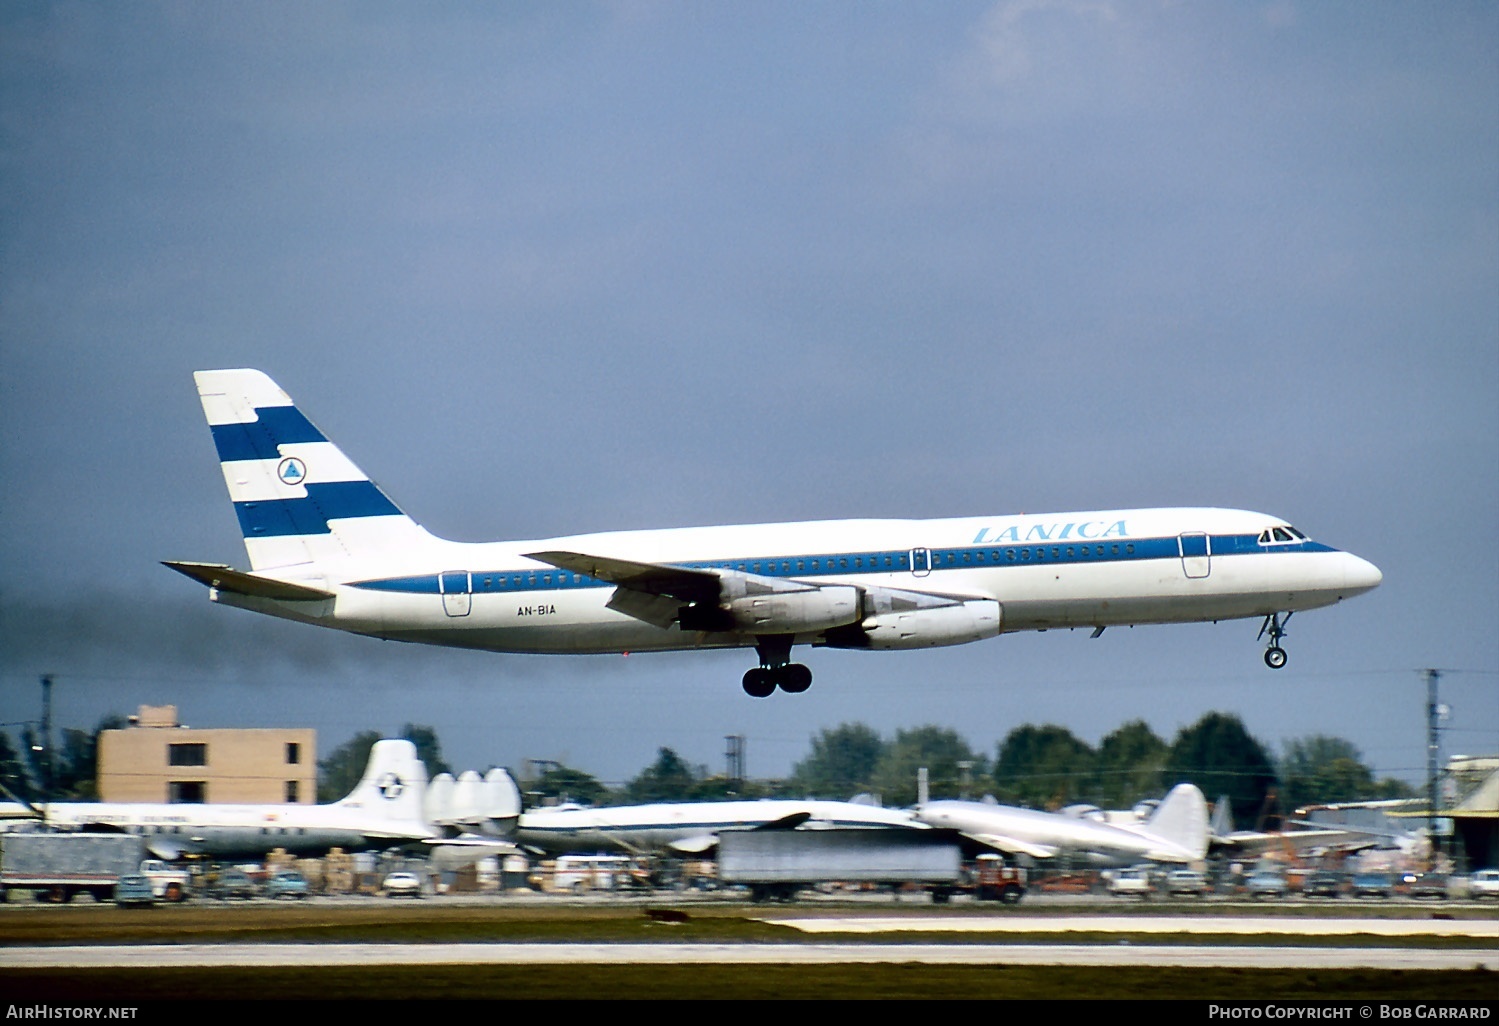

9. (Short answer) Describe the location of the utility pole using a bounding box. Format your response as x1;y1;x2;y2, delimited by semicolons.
1424;668;1443;866
724;735;745;789
39;674;53;803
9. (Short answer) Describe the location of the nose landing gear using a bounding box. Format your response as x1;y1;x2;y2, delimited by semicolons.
1258;612;1292;669
742;636;814;697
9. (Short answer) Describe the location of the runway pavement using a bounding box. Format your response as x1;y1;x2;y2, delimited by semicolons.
7;941;1498;970
8;913;1497;971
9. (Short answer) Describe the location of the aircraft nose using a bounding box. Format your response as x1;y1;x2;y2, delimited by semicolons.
1344;554;1382;594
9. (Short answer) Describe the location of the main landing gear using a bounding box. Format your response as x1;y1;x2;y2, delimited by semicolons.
742;636;813;698
1258;611;1292;669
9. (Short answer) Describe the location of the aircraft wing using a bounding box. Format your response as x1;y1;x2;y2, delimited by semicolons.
524;551;720;602
524;550;724;629
162;561;335;601
664;833;721;855
964;833;1059;860
425;835;521;873
424;835;521;854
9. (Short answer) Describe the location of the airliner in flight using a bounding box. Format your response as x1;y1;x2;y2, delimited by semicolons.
166;370;1382;696
0;740;435;859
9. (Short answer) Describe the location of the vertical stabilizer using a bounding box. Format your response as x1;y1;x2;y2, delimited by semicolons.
1145;783;1209;860
335;739;430;826
194;369;432;572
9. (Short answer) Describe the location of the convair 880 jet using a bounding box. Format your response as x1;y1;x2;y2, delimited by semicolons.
166;370;1382;697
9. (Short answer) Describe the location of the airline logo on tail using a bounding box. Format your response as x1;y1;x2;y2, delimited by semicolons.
193;369;427;572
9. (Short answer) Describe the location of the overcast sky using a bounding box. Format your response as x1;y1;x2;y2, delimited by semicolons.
2;1;1495;795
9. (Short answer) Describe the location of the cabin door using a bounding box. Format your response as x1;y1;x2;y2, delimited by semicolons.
440;571;472;617
1177;533;1211;579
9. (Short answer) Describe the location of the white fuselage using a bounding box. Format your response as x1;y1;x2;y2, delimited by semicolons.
0;802;435;860
916;799;1198;866
516;799;924;855
214;506;1382;657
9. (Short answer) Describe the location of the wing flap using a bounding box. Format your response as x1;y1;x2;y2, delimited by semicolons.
163;561;335;601
605;587;684;629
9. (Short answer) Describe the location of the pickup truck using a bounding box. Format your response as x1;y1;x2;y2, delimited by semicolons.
139;859;192;901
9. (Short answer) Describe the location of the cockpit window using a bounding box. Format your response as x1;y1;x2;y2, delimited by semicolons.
1259;525;1310;545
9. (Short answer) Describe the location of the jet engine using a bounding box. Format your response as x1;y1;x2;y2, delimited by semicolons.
823;589;1002;650
678;573;861;635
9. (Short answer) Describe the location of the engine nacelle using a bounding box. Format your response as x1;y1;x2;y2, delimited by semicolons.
827;597;1002;650
724;584;861;633
677;571;862;635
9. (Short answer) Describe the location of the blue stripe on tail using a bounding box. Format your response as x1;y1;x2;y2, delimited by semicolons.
234;482;402;537
210;406;327;463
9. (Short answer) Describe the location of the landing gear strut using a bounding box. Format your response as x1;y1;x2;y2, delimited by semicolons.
1258;612;1292;669
742;636;813;697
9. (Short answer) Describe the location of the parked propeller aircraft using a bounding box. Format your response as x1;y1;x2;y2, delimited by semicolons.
0;741;435;859
420;764;925;855
515;797;926;856
914;779;1210;866
1207;796;1413;858
165;370;1381;696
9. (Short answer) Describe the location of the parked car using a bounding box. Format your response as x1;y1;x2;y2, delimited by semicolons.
1467;869;1499;899
1165;869;1208;897
1403;872;1449;899
381;871;424;898
1245;869;1289;898
1351;872;1394;898
1107;866;1154;899
207;868;260;900
264;871;310;900
1301;871;1344;898
113;874;157;908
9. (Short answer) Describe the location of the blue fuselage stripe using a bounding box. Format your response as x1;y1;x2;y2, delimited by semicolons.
350;537;1334;595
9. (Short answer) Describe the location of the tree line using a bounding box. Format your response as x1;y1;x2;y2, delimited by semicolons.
516;711;1415;831
3;711;1415;832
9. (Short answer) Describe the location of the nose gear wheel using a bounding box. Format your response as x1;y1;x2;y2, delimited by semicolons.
1258;612;1292;669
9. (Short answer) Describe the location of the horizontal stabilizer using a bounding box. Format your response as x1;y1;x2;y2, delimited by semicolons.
162;561;334;601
